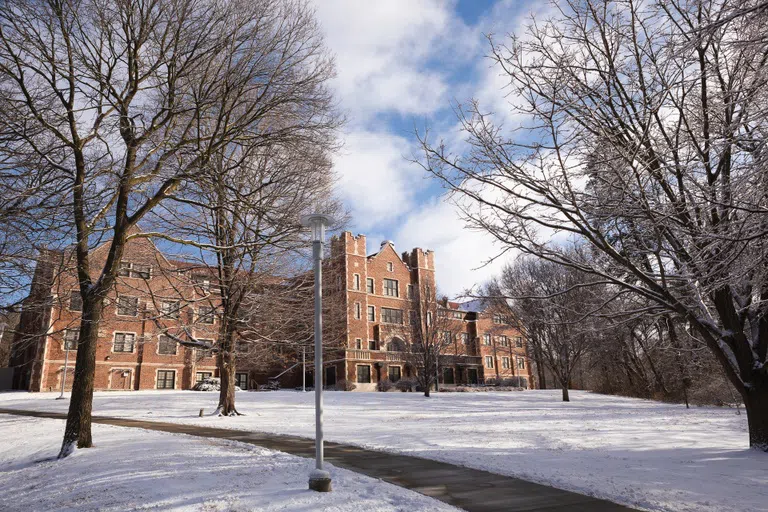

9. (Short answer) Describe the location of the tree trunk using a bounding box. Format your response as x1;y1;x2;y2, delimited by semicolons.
561;383;570;402
217;330;240;416
59;297;103;458
744;385;768;451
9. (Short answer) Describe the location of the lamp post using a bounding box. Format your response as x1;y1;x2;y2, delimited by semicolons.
301;212;334;493
57;345;70;400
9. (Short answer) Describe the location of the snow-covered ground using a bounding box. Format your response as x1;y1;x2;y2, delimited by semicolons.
1;389;766;512
0;414;458;512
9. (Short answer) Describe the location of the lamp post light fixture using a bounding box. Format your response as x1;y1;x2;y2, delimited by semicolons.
300;212;335;493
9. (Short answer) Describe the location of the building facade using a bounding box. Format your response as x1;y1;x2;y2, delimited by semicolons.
9;232;533;392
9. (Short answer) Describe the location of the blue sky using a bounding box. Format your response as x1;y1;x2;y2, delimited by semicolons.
311;0;542;297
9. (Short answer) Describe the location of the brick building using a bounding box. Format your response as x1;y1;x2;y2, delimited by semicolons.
9;231;533;392
322;233;532;391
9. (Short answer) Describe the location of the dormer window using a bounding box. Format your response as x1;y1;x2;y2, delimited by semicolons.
387;262;393;272
118;262;151;279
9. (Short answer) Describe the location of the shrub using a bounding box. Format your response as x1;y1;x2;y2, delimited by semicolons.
395;379;415;392
376;379;393;392
191;377;242;392
334;379;356;391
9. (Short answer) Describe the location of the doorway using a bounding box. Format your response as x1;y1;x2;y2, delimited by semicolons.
467;368;478;385
325;366;337;387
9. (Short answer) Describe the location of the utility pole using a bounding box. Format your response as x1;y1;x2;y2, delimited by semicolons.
56;346;70;400
302;345;306;392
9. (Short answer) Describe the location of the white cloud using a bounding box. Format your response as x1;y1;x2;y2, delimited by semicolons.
312;0;473;121
333;130;423;231
394;197;515;298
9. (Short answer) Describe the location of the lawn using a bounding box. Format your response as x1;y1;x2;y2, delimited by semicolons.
1;389;765;512
0;414;458;512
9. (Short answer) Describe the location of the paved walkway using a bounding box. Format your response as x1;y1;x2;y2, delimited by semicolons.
0;408;637;512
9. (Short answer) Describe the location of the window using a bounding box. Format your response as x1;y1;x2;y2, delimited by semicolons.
193;275;211;292
461;333;469;344
355;338;362;349
354;302;361;320
157;370;176;389
69;291;82;312
160;300;180;319
198;306;215;324
438;309;447;318
367;305;375;322
353;274;361;290
425;285;431;299
195;371;212;384
387;262;393;272
485;356;494;369
426;311;432;325
197;339;214;358
113;332;136;353
381;307;403;324
388;366;401;382
453;311;463;319
116;295;138;316
515;336;523;348
368;340;377;350
483;334;491;346
499;335;509;347
236;372;248;390
118;262;151;279
409;310;418;326
407;284;414;299
366;278;374;294
502;357;510;369
517;357;526;370
443;367;455;384
158;335;177;355
383;278;399;297
63;329;79;350
357;365;371;383
442;331;452;344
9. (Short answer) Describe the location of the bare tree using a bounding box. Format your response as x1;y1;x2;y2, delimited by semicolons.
0;0;336;456
495;255;599;401
418;0;768;449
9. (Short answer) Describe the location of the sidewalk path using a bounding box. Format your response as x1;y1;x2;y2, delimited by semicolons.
0;407;638;512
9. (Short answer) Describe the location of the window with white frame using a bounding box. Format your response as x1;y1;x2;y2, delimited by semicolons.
461;333;469;344
453;311;463;319
116;295;138;316
387;262;393;272
113;332;136;352
493;313;504;324
367;305;375;322
355;302;361;320
502;357;510;369
355;338;362;349
483;334;491;345
69;290;82;312
366;278;374;294
235;372;248;390
383;278;399;297
485;356;494;368
63;329;79;350
515;336;523;348
357;365;371;383
193;275;211;292
517;357;526;369
197;339;214;358
499;335;509;347
381;307;403;324
157;370;175;389
158;335;177;355
368;340;377;350
353;274;361;290
160;300;180;319
118;262;152;279
195;371;212;384
442;331;452;344
198;305;215;324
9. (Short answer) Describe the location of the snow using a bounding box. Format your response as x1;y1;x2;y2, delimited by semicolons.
1;389;767;512
0;414;459;512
